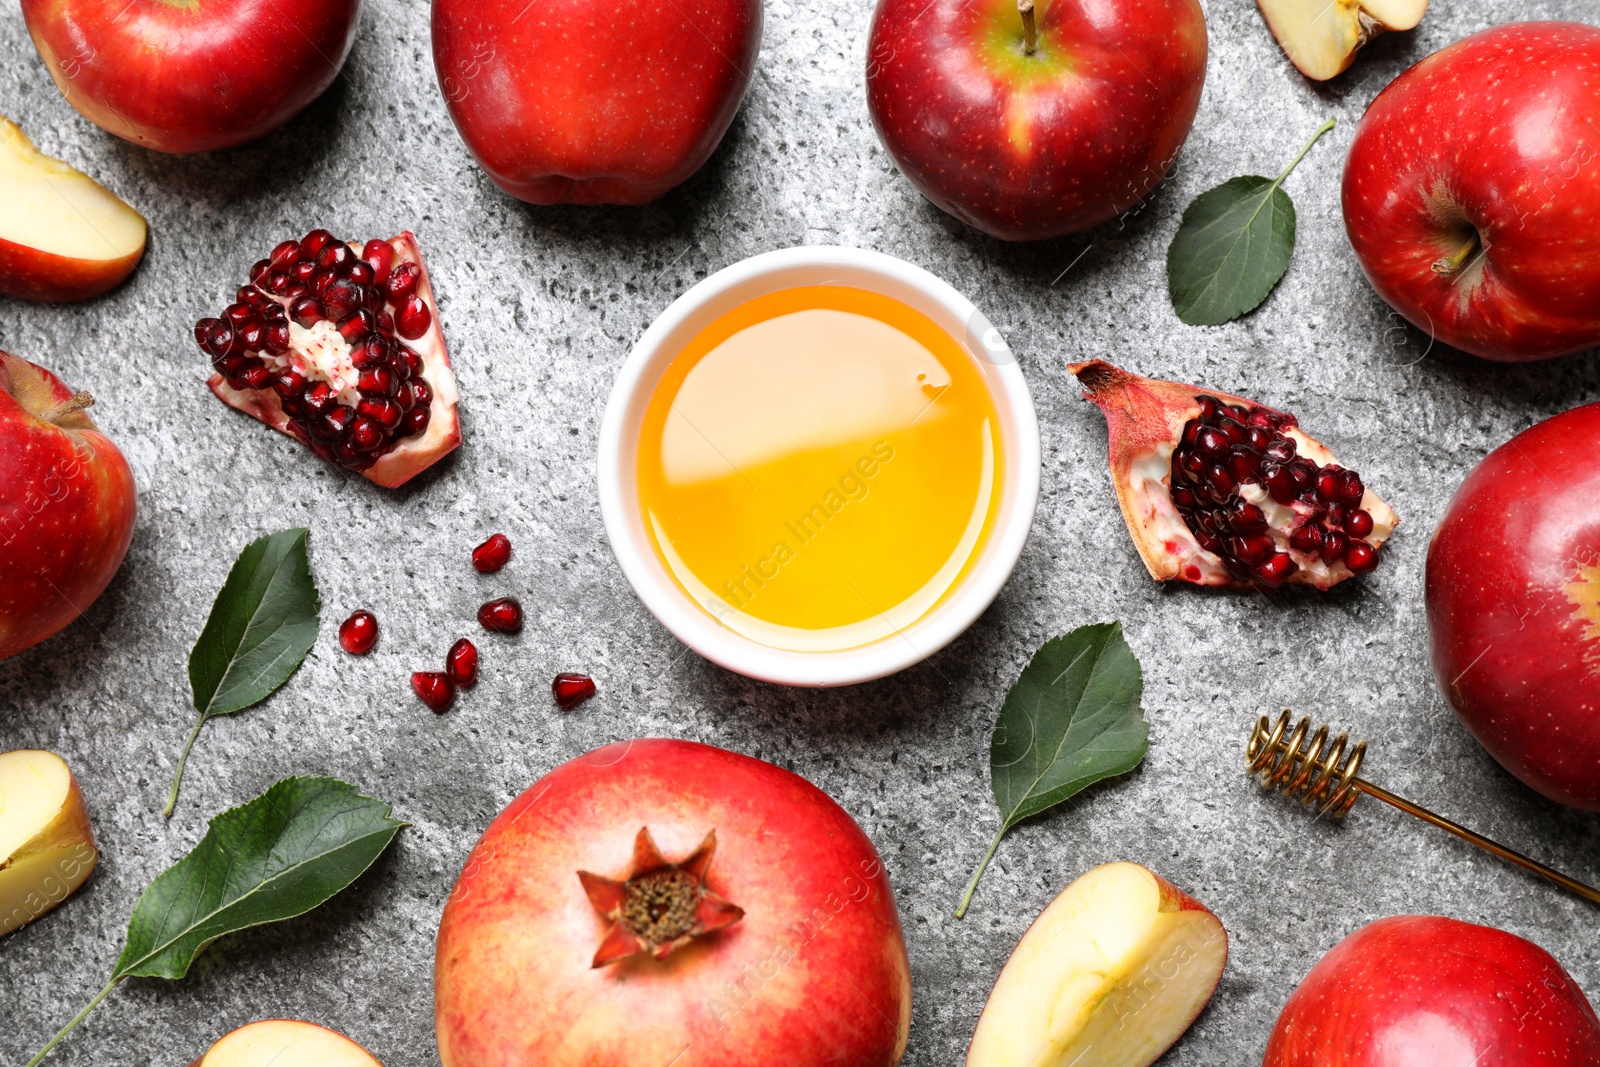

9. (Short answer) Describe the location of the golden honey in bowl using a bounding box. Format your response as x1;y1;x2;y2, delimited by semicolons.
636;285;1004;653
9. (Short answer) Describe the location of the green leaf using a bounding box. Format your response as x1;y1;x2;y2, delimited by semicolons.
1167;118;1334;327
955;622;1150;917
25;778;404;1067
164;528;321;817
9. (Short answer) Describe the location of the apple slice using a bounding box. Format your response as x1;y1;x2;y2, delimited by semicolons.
192;1020;384;1067
1256;0;1428;81
0;115;146;302
967;862;1228;1067
0;750;98;937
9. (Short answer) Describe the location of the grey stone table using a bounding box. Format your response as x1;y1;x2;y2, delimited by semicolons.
3;1;1599;1064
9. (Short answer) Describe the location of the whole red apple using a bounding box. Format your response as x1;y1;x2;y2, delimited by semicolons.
1263;915;1600;1066
434;738;911;1067
1342;22;1600;361
431;0;762;205
0;352;137;661
1426;403;1600;811
20;0;362;154
865;0;1207;241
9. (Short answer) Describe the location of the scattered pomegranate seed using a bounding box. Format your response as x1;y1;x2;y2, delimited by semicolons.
447;638;479;687
478;597;524;633
338;610;379;655
553;673;596;709
412;671;456;714
472;533;513;573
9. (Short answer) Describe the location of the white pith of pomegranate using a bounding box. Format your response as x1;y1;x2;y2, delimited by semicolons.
197;230;461;488
1071;360;1397;589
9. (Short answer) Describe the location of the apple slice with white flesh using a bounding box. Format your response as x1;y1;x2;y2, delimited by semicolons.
0;750;98;936
967;862;1228;1067
192;1020;384;1067
1256;0;1429;81
0;116;146;302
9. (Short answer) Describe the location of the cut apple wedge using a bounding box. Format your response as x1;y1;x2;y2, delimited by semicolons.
0;116;146;302
0;750;98;936
1256;0;1428;81
967;862;1228;1067
192;1020;384;1067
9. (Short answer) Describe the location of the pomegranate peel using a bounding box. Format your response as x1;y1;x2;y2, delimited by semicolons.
202;231;461;489
576;827;744;967
1070;360;1397;589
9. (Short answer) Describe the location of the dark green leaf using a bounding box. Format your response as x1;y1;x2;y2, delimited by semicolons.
116;777;405;981
189;528;321;718
956;622;1149;917
989;621;1150;831
1167;176;1296;326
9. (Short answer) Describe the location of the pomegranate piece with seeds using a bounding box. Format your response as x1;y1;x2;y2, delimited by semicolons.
553;672;596;709
1070;360;1398;589
339;610;379;654
471;533;512;573
196;229;461;489
413;671;456;714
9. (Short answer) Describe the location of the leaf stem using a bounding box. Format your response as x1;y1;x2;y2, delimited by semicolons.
1273;118;1336;186
163;712;209;819
25;977;120;1067
955;828;1007;919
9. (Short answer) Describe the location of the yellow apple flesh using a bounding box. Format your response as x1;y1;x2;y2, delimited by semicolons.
192;1020;384;1067
967;862;1228;1067
0;749;98;937
0;115;146;302
1256;0;1429;81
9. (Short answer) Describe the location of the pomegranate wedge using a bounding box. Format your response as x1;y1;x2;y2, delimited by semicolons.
1071;360;1397;589
197;230;461;488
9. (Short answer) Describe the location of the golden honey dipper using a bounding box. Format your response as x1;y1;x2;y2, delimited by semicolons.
1246;711;1600;907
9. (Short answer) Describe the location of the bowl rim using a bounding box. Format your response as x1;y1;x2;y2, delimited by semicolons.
597;245;1041;687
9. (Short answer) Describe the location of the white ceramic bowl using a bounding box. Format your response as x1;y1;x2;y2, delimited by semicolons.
598;246;1041;687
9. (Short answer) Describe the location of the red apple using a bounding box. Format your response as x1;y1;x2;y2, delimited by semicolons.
1263;915;1600;1066
1342;22;1600;361
1426;403;1600;811
0;115;146;302
0;353;136;661
434;739;911;1067
431;0;762;205
20;0;362;154
865;0;1207;241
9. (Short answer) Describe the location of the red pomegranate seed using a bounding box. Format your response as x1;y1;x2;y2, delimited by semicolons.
339;610;379;654
1344;541;1379;573
1289;523;1324;554
1346;509;1374;538
362;239;395;284
385;262;420;301
446;638;479;687
478;597;524;633
472;533;513;573
397;294;432;339
1322;530;1350;563
412;671;456;714
1256;552;1296;586
553;672;596;710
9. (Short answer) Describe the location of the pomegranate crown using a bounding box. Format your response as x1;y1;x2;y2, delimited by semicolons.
577;827;745;968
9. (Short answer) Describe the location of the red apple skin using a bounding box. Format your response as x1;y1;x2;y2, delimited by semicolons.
434;739;911;1067
0;236;143;303
1263;916;1600;1066
431;0;762;206
1342;22;1600;362
865;0;1207;241
19;0;361;154
1426;404;1600;811
0;353;136;661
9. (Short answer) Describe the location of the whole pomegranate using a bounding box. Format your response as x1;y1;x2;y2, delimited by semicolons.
434;739;911;1067
1071;361;1397;589
196;230;461;488
1427;404;1600;810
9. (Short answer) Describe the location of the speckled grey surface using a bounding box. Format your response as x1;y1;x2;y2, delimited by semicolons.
3;1;1600;1064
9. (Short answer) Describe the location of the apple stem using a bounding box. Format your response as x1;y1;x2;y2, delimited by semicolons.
163;712;210;819
40;391;94;425
1431;232;1481;277
954;828;1006;918
1273;118;1336;186
24;977;120;1067
1019;0;1037;55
